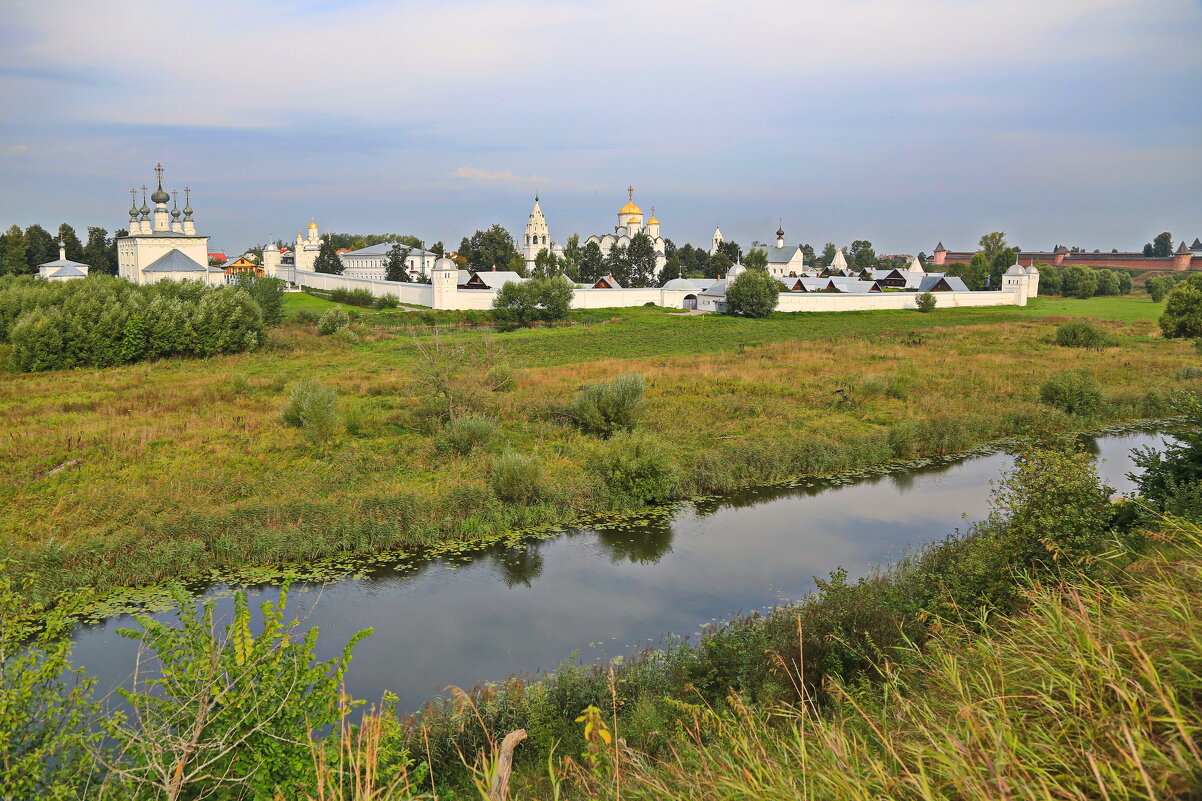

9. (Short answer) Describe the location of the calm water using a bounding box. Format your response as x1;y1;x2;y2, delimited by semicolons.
69;431;1171;713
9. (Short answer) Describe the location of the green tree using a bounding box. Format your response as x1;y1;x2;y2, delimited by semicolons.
707;252;733;279
492;275;574;327
717;239;741;264
1060;265;1098;299
23;223;55;272
1094;270;1120;296
81;226;114;275
579;240;605;283
849;239;876;270
743;247;768;271
1147;276;1172;302
626;233;658;287
57;223;84;263
430;241;445;258
605;244;632;286
946;253;990;290
725;268;780;317
532;247;565;279
801;243;816;267
819;242;837;268
384;243;411;282
0;225;26;275
1159;277;1202;339
312;234;343;274
560;233;582;281
1152;232;1173;257
458;224;518;272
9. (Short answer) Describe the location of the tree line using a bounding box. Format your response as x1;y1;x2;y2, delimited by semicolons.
0;223;124;276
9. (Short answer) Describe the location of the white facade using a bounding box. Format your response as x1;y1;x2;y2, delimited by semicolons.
294;219;322;272
116;165;221;286
341;242;437;280
710;226;724;255
584;187;668;276
37;243;90;281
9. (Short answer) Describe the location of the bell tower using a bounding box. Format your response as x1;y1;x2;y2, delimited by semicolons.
523;195;551;268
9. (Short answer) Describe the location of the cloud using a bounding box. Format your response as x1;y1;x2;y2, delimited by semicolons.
452;167;549;184
0;144;29;155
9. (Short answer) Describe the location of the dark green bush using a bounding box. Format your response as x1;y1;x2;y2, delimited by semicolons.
492;276;574;328
1055;320;1115;349
292;309;320;324
589;431;679;506
915;292;936;312
725;270;780;318
1;276;266;372
568;373;647;436
1038;369;1104;416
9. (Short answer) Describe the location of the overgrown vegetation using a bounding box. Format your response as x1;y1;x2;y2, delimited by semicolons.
724;269;780;317
1054;319;1115;349
1;296;1196;602
1038;369;1105;416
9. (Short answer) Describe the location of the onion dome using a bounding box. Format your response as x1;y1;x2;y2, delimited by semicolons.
171;206;181;220
776;225;785;238
151;164;170;204
647;207;659;225
309;217;318;230
182;187;193;218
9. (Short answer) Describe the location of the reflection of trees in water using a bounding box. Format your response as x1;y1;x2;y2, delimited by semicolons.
595;518;674;565
1077;435;1102;457
490;543;546;588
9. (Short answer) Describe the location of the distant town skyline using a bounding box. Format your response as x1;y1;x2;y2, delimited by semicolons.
1;0;1200;255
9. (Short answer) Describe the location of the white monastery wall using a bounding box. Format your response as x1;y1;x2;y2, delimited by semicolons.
293;269;435;306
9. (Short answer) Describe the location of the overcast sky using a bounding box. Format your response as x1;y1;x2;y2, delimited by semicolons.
1;0;1200;255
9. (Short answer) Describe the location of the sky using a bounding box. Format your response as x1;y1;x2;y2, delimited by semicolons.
1;0;1200;256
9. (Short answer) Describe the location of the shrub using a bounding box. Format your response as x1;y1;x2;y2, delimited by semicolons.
569;373;647;437
1146;276;1172;302
280;379;340;444
1054;320;1115;349
293;309;320;324
436;414;500;456
915;292;936;312
1174;366;1202;380
725;270;780;318
1129;398;1202;518
590;431;679;506
1159;278;1202;339
316;307;350;335
887;420;919;458
1038;369;1104;416
489;451;545;504
375;294;399;309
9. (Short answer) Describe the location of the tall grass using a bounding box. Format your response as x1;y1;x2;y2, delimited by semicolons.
607;523;1202;800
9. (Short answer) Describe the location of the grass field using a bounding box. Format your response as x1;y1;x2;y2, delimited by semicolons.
1;295;1195;601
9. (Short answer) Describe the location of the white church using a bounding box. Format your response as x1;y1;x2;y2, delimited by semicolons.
521;187;669;276
116;164;225;285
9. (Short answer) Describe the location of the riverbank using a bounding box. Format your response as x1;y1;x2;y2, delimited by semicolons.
2;296;1195;603
16;427;1199;799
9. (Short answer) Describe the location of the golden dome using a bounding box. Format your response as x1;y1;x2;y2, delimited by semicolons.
626;215;640;224
647;207;659;225
308;217;318;229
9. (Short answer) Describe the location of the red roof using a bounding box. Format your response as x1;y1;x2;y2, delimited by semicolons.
336;248;350;254
208;251;227;261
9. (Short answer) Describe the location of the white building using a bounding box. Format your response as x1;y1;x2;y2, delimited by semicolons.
37;242;89;281
762;224;808;277
116;165;223;285
710;226;724;255
341;243;438;280
294;219;323;272
584;187;668;276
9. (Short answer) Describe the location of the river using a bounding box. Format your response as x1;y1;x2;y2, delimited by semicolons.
67;429;1172;713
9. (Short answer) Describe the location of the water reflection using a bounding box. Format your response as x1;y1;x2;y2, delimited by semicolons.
67;430;1173;713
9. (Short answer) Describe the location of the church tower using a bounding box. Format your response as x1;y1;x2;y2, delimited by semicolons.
523;195;551;268
711;226;724;255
